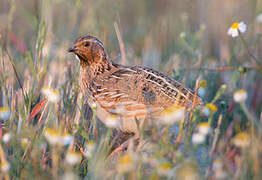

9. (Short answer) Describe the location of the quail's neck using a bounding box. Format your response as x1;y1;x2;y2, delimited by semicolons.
80;54;118;83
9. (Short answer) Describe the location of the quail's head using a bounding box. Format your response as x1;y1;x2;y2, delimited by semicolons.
68;35;107;65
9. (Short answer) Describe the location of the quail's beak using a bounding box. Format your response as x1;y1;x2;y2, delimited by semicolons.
68;46;76;53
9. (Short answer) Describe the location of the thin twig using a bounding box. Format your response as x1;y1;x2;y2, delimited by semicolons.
182;65;262;72
192;77;201;109
114;22;127;65
5;50;26;101
239;32;261;65
209;114;223;157
108;138;131;159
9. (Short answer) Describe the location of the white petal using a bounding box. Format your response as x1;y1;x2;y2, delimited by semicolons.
256;14;262;23
227;28;233;35
231;29;239;37
192;133;206;144
197;87;206;97
238;22;247;33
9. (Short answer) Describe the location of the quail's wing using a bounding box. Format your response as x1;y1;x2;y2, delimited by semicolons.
133;66;202;106
89;66;201;118
89;67;158;118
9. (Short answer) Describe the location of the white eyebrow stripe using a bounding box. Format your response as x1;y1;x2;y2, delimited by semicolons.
94;39;104;48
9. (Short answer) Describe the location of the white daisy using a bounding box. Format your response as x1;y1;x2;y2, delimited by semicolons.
192;133;206;145
198;122;211;135
44;128;60;145
62;133;74;146
161;107;185;125
65;151;81;165
117;153;136;173
233;89;247;103
104;114;120;128
256;13;262;23
0;161;10;173
2;133;12;143
0;107;11;120
227;21;247;38
41;86;61;103
232;132;250;148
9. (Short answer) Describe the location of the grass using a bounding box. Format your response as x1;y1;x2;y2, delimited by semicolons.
0;0;262;179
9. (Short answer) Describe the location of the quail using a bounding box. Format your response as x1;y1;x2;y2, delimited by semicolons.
68;35;202;135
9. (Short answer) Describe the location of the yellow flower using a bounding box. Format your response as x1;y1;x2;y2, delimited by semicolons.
205;104;217;112
233;89;247;103
21;138;29;149
227;21;247;38
44;128;73;146
199;80;207;88
203;103;217;116
157;161;173;176
117;153;136;173
161;106;185;125
0;107;11;120
41;86;60;103
0;161;10;173
232;132;250;148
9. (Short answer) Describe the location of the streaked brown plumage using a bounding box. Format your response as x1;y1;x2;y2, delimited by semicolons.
68;35;202;134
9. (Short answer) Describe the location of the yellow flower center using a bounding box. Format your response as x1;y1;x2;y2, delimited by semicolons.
235;89;246;94
119;154;132;164
159;162;173;170
0;107;9;112
43;86;51;91
68;151;80;156
21;138;29;148
162;106;181;115
231;22;239;29
52;89;60;96
109;114;118;119
205;104;217;112
199;80;207;88
235;132;249;141
45;128;59;136
199;122;209;128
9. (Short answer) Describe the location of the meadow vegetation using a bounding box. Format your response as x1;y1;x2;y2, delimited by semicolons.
0;0;262;179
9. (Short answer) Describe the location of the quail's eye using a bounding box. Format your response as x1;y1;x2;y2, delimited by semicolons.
84;41;90;47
